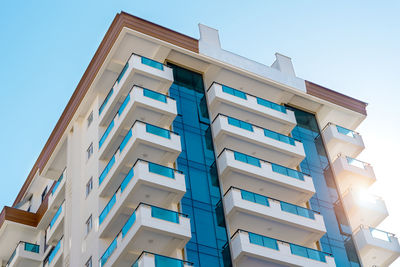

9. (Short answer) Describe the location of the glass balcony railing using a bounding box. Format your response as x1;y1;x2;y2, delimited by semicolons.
369;227;394;242
256;97;287;113
118;93;131;116
222;85;247;100
99;88;114;115
132;252;194;267
241;230;329;263
51;171;64;195
99;120;115;148
146;124;171;139
248;232;278;250
99;155;116;185
120;167;134;193
117;62;129;83
215;82;287;113
290;243;327;262
233;151;261;167
227;116;253;132
7;242;40;266
151;206;180;223
264;129;295;146
280;202;315;219
119;129;133;153
99;203;187;267
99;194;116;225
148;162;175;179
271;163;304;181
100;236;117;267
50;204;63;229
141;57;164;70
240;189;270;207
346;156;367;169
143;88;167;103
48;238;62;264
336;125;355;138
233;187;318;220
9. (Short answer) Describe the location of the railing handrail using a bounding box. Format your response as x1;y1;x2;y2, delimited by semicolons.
211;113;301;143
217;148;310;177
231;229;332;257
133;251;194;266
206;81;287;110
6;241;40;266
224;186;320;215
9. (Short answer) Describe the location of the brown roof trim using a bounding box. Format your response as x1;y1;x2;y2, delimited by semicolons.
305;80;367;115
12;12;199;207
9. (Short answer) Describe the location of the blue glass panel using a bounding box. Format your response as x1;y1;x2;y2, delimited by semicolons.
99;194;116;225
143;88;167;103
248;232;263;246
148;162;175;178
256;97;286;113
155;254;183;267
151;206;179;223
118;94;131;116
240;190;269;206
280;202;315;219
99;155;115;185
248;232;278;250
24;243;39;253
227;117;253;132
146;124;171;139
117;62;129;83
264;129;295;145
221;85;247;100
99;119;114;148
122;212;136;238
233;151;261;167
271;163;304;181
120;167;134;192
141;57;164;70
49;239;61;263
290;244;308;258
99;88;113;115
50;205;62;228
51;173;63;195
120;129;132;153
346;157;365;169
336;125;355;137
100;237;117;266
240;190;254;202
290;244;326;262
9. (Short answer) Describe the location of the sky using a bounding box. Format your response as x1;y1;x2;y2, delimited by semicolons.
1;0;399;265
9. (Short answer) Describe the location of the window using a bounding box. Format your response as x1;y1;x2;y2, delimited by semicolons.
41;186;48;202
86;215;92;235
85;257;92;267
87;143;93;160
87;111;93;127
86;177;93;197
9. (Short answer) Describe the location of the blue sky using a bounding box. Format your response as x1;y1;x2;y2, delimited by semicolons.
1;1;399;264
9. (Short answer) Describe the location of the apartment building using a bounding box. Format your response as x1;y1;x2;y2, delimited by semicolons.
0;11;399;267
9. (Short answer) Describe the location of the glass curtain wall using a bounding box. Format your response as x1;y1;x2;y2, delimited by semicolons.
168;63;231;267
288;107;360;267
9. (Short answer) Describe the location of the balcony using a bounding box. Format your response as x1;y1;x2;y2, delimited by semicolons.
98;54;173;122
99;86;177;159
5;242;41;267
98;160;186;238
341;189;388;230
212;114;305;169
207;83;296;134
99;203;191;267
98;121;181;197
353;226;400;267
230;230;336;267
321;123;364;160
224;187;326;246
330;155;376;194
217;149;315;205
132;252;193;267
46;202;65;246
43;237;63;267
